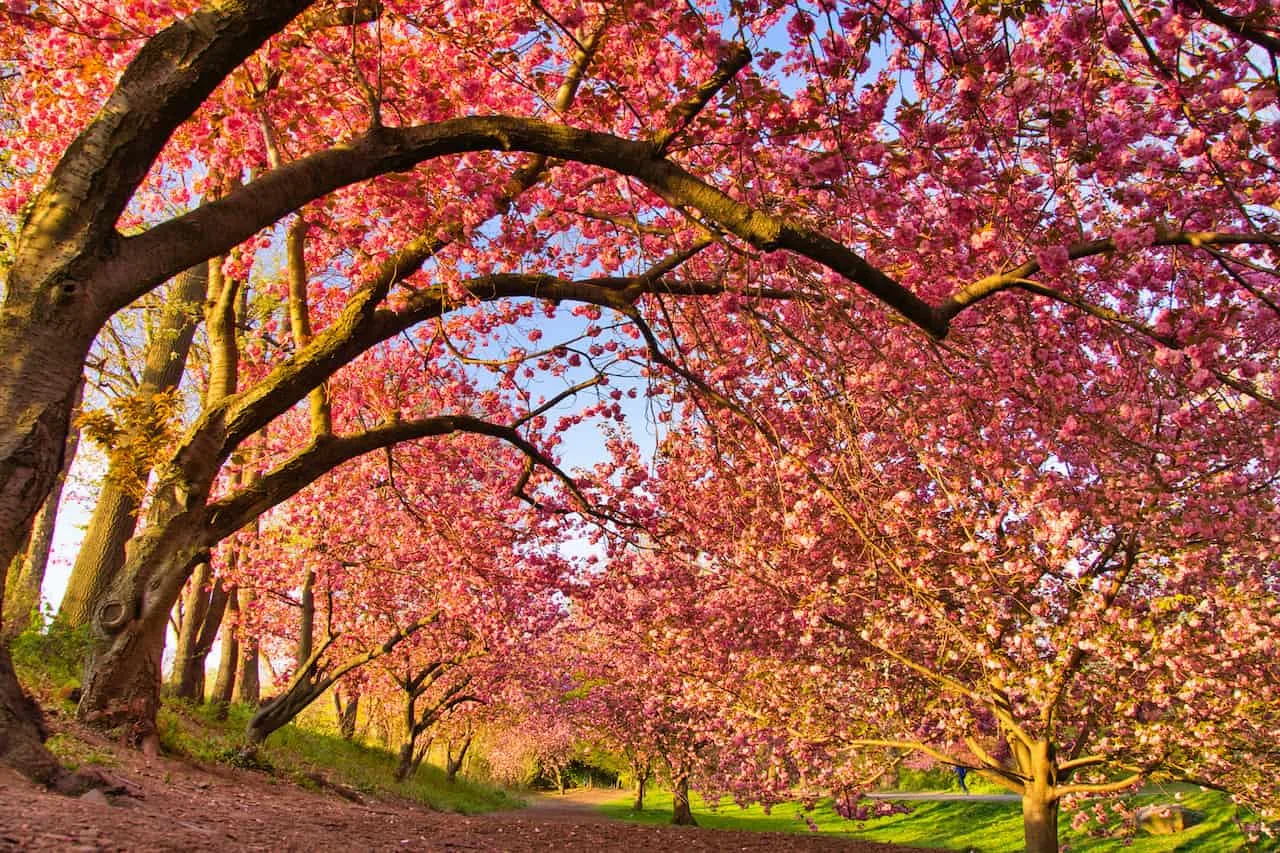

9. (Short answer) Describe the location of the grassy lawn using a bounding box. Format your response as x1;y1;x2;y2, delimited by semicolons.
600;787;1261;851
156;699;522;814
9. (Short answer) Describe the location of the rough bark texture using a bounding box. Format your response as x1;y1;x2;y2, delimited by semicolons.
57;482;139;630
76;618;165;753
2;392;80;639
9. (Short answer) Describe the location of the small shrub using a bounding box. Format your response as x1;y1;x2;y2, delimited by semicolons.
10;610;91;689
45;733;118;770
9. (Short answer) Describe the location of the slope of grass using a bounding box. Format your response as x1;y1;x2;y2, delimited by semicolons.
601;788;1261;852
157;699;521;814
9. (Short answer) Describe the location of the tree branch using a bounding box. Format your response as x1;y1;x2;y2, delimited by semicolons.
19;1;314;299
1056;772;1144;798
941;227;1280;318
99;116;941;334
651;43;752;157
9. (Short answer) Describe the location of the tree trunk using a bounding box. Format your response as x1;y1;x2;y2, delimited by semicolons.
57;481;141;629
1022;793;1060;853
446;732;471;782
394;743;415;783
234;632;260;707
169;561;229;701
334;689;359;740
209;588;239;718
295;569;315;669
57;266;206;630
76;619;165;752
1021;739;1060;853
3;389;82;639
168;560;210;695
671;773;697;826
633;772;648;811
75;505;210;733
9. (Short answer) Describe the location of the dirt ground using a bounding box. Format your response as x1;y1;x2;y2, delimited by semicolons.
0;726;936;852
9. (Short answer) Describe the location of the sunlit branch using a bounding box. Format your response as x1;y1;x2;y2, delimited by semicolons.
651;43;752;157
1056;772;1144;798
942;228;1280;317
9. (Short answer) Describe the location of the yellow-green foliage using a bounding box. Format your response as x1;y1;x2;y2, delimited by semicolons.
77;387;184;497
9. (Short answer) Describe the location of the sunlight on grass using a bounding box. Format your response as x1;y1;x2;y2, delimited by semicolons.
600;787;1257;852
157;699;521;814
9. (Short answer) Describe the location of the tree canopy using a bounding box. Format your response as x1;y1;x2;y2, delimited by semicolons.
0;2;1276;849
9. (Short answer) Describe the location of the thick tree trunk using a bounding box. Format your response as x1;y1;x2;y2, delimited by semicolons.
1020;739;1060;853
1022;793;1060;853
58;481;141;629
76;617;166;752
0;321;94;783
671;773;697;826
2;398;80;639
76;506;210;730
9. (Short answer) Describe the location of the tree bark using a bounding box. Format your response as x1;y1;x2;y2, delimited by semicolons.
57;481;139;630
394;743;415;783
1021;739;1060;853
671;772;697;826
334;689;359;740
1022;793;1060;853
58;265;207;630
295;569;315;671
233;587;260;706
446;733;471;782
632;763;650;811
2;388;81;639
169;560;230;701
209;587;239;718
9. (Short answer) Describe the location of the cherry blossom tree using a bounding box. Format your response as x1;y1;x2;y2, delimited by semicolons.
0;0;1276;799
596;284;1280;852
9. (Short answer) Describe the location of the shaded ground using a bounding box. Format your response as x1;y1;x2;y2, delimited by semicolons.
0;726;935;852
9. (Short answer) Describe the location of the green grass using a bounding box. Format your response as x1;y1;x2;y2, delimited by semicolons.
157;699;522;815
601;787;1263;851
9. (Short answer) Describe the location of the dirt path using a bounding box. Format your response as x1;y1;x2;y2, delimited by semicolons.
520;787;629;821
0;739;937;852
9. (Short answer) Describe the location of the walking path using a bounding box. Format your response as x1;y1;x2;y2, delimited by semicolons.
866;791;1019;803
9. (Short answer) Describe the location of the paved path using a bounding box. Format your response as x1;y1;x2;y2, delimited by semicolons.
866;791;1019;803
